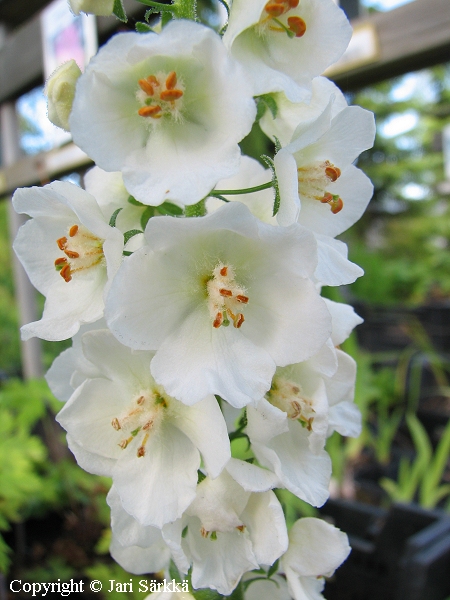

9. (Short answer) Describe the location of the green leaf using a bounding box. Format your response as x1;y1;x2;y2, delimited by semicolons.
169;560;182;584
158;201;184;216
136;21;154;32
140;206;155;230
267;558;279;578
185;199;206;217
123;229;143;244
109;208;122;227
113;0;128;22
193;590;222;600
256;94;278;121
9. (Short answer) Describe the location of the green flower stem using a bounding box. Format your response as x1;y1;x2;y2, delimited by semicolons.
209;181;274;197
136;0;174;11
185;199;206;217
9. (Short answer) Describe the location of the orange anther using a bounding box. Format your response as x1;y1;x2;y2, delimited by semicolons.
234;313;245;328
165;71;177;90
57;236;67;251
54;257;67;266
236;525;245;532
137;395;145;405
142;419;154;431
287;15;306;37
65;250;80;259
111;418;121;430
219;288;233;297
60;264;72;282
287;0;299;7
69;225;79;237
220;266;228;277
236;295;249;304
147;75;158;85
160;89;183;101
265;2;285;17
330;197;344;214
138;105;162;118
325;166;341;182
213;312;223;328
320;192;334;204
137;446;145;457
138;78;155;96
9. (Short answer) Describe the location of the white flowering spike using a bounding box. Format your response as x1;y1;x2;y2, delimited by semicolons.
182;470;288;595
12;182;123;342
274;102;376;232
281;517;351;600
68;0;114;16
260;77;348;147
223;0;352;102
105;202;331;408
70;21;256;207
45;60;81;132
56;330;230;528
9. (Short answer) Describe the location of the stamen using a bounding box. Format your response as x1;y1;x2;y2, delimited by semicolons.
119;436;134;449
265;2;285;17
200;527;209;538
111;418;121;430
137;432;149;457
234;313;245;328
159;89;183;101
213;312;223;328
54;257;67;266
60;264;72;282
137;395;145;405
138;105;162;118
321;193;344;214
287;15;306;37
325;165;341;182
142;419;154;431
138;78;155;96
236;525;246;532
64;250;80;259
288;0;299;6
165;71;177;90
57;237;67;251
219;288;233;297
220;266;228;276
236;295;249;304
69;225;79;237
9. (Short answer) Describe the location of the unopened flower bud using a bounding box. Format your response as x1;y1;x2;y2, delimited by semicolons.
68;0;114;16
45;60;81;132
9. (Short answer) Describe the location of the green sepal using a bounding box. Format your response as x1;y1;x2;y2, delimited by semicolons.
123;229;143;244
109;208;122;227
113;0;128;22
127;195;144;206
123;250;133;256
182;525;188;538
273;135;282;154
158;201;184;216
136;21;154;32
197;470;206;483
261;154;281;217
217;0;230;17
256;94;278;121
185;199;206;217
140;206;155;230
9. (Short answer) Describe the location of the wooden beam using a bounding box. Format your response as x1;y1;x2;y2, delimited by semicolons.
331;0;450;90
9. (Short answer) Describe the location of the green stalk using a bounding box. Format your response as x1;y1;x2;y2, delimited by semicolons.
209;181;273;197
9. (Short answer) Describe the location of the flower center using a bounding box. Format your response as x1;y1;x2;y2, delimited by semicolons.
54;224;104;283
297;161;344;214
206;263;249;330
266;377;315;430
136;70;184;121
258;0;306;38
111;389;169;458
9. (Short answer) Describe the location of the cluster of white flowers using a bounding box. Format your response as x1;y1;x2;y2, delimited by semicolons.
14;0;375;597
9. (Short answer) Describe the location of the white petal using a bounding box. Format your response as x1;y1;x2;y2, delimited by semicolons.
226;458;280;492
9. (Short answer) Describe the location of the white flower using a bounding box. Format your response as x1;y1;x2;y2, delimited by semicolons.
223;0;352;102
206;156;277;225
68;0;114;16
70;21;256;207
274;102;375;233
45;60;81;131
12;182;123;341
56;329;230;528
105;202;331;408
259;77;348;147
182;469;288;596
281;517;351;600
